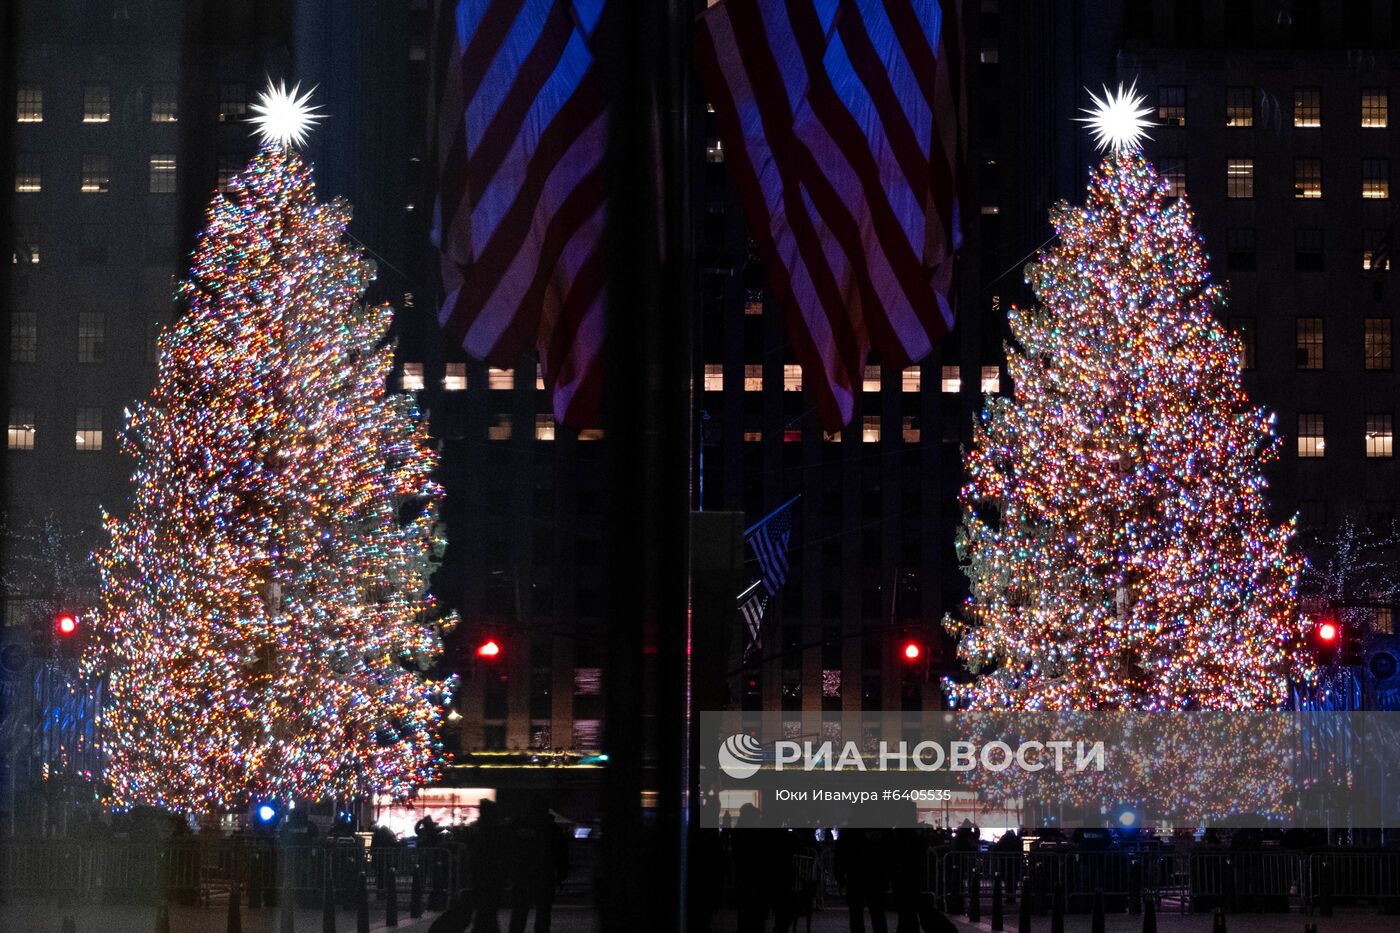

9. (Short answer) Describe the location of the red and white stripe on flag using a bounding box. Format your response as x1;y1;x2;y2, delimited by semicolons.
696;0;966;429
431;0;608;428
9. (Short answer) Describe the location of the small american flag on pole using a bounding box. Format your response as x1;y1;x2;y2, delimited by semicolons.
746;495;798;596
737;579;768;652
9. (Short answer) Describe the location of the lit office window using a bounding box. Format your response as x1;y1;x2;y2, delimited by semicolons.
1295;318;1323;370
1376;607;1394;635
743;364;762;391
1160;158;1186;197
902;366;920;393
17;85;42;122
1229;317;1255;371
13;225;39;265
15;153;41;193
862;365;881;393
77;312;105;363
75;407;102;451
1363;230;1391;271
11;312;37;363
1225;86;1253;126
940;365;961;393
218;84;247;122
861;415;881;443
1361;89;1388;128
1297;413;1325;458
1362;159;1389;199
822;430;841;443
578;428;604;441
217;155;241;192
487;367;513;389
1364;318;1392;370
81;154;110;193
443;362;467;391
1294;229;1323;272
83;85;111;123
783;363;802;392
400;362;424;391
742;430;762;442
744;290;763;316
901;416;921;443
488;415;511;440
1365;414;1393;458
1226;159;1253;198
980;365;1000;394
1157;86;1185;126
149;154;177;193
535;414;555;441
1293;87;1321;127
150;84;178;122
702;364;723;392
706;138;724;163
1293;158;1322;199
8;408;36;450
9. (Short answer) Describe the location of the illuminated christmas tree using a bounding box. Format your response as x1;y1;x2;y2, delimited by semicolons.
88;83;453;811
946;86;1311;712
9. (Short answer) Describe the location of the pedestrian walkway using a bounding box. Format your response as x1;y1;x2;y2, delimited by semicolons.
0;904;445;933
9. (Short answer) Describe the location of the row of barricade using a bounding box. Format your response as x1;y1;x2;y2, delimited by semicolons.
0;840;460;908
928;849;1400;915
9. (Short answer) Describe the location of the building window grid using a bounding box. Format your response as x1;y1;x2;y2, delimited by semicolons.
783;363;802;392
1157;86;1186;126
1229;317;1255;371
8;408;36;450
1365;414;1393;458
443;362;467;391
487;367;513;390
1364;319;1392;370
702;364;723;392
217;155;241;192
1294;159;1322;199
1296;318;1324;370
1298;413;1325;458
861;415;881;443
980;365;1000;394
149;154;176;193
77;312;105;363
11;312;37;363
535;413;555;441
862;365;881;393
1295;228;1324;271
901;416;920;443
81;154;110;193
1361;89;1388;128
17;85;42;122
1226;86;1254;127
150;84;178;122
1226;227;1256;270
1294;87;1321;127
940;365;960;393
400;362;424;391
488;415;511;441
16;153;41;193
743;364;762;392
75;407;102;452
902;366;920;393
1362;159;1389;199
1363;230;1391;271
1226;159;1253;198
82;85;111;123
1161;158;1186;197
218;84;247;122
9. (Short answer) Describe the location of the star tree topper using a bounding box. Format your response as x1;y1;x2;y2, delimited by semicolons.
248;79;324;148
1076;82;1155;153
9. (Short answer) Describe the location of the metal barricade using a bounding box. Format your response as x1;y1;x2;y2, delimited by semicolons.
1306;851;1400;912
1187;851;1302;913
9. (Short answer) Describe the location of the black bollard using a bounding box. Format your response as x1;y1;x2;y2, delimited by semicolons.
321;866;337;933
991;873;1004;931
249;853;264;911
1142;894;1156;933
1212;906;1228;933
385;867;399;927
1091;889;1105;933
409;861;424;919
155;901;171;933
1050;882;1065;933
1317;858;1333;917
62;917;76;933
280;880;295;933
228;879;243;933
1018;878;1032;933
355;872;370;933
1128;857;1142;915
968;867;981;922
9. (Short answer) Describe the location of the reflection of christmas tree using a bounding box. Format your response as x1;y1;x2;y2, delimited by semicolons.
88;86;453;811
946;87;1310;713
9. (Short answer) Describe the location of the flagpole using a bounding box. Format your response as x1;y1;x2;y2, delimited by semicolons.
742;493;802;536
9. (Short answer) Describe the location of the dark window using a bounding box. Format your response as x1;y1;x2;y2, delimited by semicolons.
1226;228;1255;270
1364;319;1392;370
1296;317;1324;370
1226;86;1254;126
1158;86;1186;126
1294;229;1323;271
1363;229;1391;271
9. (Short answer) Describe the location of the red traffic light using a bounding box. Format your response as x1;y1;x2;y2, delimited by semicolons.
902;642;922;661
56;615;78;636
476;639;501;659
1316;621;1338;643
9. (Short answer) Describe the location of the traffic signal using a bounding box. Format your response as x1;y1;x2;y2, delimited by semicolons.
901;641;922;662
1313;616;1340;664
475;639;501;659
56;614;78;637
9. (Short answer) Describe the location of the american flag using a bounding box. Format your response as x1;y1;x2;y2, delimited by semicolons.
696;0;966;429
431;0;608;428
737;580;768;652
746;495;797;596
